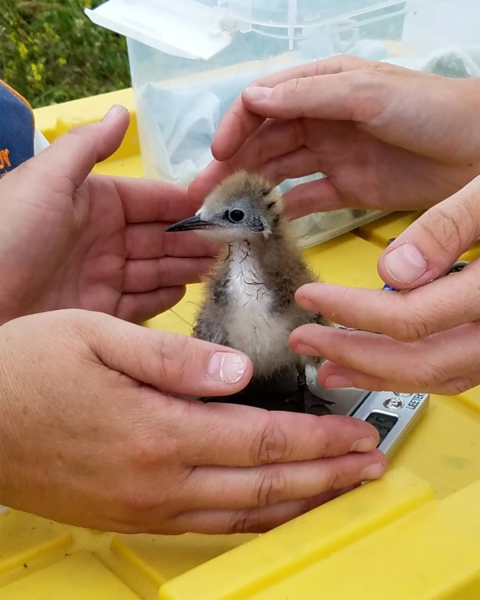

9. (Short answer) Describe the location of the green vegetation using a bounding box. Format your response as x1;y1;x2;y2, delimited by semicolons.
0;0;131;108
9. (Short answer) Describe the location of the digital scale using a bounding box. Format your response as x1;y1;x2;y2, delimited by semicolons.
307;378;429;458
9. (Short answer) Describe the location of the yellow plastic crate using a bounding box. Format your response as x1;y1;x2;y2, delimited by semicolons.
1;89;479;600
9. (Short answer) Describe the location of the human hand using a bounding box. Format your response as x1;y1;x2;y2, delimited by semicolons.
290;176;480;396
0;310;386;534
0;105;218;325
190;56;480;219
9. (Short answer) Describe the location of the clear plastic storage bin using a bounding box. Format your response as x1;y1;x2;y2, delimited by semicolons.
87;0;480;248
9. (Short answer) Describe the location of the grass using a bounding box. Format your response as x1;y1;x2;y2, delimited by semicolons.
0;0;131;108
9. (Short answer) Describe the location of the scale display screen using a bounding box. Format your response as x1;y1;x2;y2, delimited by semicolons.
365;412;399;445
307;376;430;457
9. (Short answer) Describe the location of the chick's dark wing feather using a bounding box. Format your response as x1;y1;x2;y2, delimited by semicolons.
192;309;229;346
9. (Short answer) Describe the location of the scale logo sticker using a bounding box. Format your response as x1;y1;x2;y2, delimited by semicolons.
383;397;404;410
406;394;424;410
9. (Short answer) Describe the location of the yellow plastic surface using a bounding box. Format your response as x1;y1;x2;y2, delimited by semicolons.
1;89;479;600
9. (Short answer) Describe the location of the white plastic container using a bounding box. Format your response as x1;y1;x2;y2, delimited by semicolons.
87;0;480;248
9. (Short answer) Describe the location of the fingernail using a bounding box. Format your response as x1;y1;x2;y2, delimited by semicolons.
102;104;126;122
325;375;354;389
244;86;273;102
360;462;386;481
294;343;318;356
351;436;377;453
384;244;428;284
208;352;248;383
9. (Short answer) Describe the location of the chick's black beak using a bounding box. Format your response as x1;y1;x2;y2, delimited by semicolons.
166;215;218;233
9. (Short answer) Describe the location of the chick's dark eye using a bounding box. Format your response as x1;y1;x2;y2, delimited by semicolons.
227;209;245;223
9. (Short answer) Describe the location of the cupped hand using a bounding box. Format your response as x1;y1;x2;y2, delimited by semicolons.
0;105;218;325
0;310;386;534
290;176;480;396
190;56;480;219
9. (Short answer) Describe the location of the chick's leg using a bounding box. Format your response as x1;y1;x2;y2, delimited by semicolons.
283;367;335;415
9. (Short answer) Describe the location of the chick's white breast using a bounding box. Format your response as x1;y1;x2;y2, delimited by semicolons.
225;246;301;376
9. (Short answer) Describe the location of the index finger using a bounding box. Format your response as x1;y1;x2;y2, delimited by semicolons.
176;401;380;467
211;54;366;161
295;266;480;343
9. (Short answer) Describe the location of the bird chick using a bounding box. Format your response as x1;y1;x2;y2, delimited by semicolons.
167;171;332;414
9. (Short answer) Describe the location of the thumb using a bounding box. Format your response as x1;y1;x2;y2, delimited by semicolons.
87;313;253;397
378;175;480;289
25;105;130;189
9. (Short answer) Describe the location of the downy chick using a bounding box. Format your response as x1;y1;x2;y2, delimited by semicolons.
167;171;332;414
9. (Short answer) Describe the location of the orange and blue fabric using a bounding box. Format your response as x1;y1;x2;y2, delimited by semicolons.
0;80;35;179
